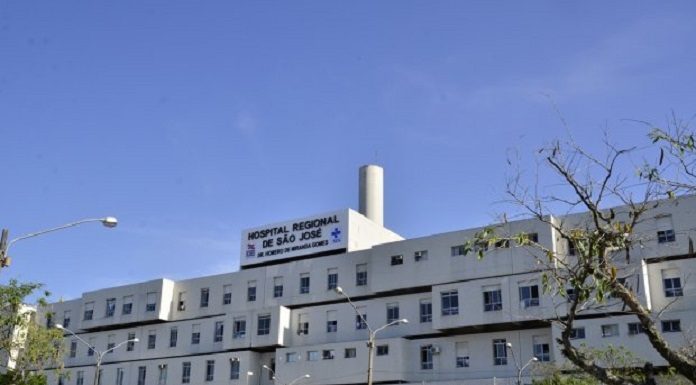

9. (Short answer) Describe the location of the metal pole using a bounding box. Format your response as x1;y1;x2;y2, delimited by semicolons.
93;354;102;385
366;333;375;385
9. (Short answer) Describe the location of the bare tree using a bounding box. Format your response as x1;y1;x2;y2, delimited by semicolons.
466;121;696;384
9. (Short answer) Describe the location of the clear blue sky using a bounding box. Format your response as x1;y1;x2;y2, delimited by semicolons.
1;1;695;300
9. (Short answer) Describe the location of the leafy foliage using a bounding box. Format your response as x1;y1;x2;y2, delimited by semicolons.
0;279;63;378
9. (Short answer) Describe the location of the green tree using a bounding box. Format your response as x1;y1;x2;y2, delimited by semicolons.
466;118;696;384
0;280;63;384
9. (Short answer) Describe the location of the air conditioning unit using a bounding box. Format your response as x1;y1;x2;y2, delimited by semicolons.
430;346;441;354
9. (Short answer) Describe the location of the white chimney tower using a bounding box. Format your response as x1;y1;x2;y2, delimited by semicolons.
359;165;384;226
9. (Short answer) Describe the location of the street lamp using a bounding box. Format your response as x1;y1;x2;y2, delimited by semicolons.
0;217;118;267
262;365;310;385
246;371;254;385
334;286;407;385
505;342;538;385
56;323;136;385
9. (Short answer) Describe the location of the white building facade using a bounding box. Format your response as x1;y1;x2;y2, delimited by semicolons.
39;166;696;385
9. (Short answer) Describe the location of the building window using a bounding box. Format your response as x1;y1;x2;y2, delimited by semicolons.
420;345;433;370
420;299;432;323
570;327;585;339
493;339;507;366
137;366;146;385
146;292;157;312
567;239;576;256
200;288;210;308
326;310;337;333
69;340;77;358
147;330;156;349
566;288;578;302
390;255;404;265
322;349;335;360
76;371;84;385
519;284;540;308
441;290;459;316
376;345;389;356
105;298;116;317
127;333;136;351
191;324;201;344
533;336;550;362
495;239;510;249
386;303;399;323
656;215;676;243
169;327;178;347
62;310;71;328
107;334;115;353
345;348;357;358
601;324;619;337
307;351;319;361
456;342;470;368
233;317;246;338
327;268;338;290
177;292;186;312
247;281;257;302
122;296;133;315
663;270;684;297
205;360;215;382
356;308;367;330
258;314;271;335
300;273;310;294
527;232;539;243
628;323;645;335
451;245;465;256
662;320;681;332
658;229;676;243
214;321;224;342
83;302;94;321
483;286;502;311
286;352;299;362
356;264;368;286
297;313;309;335
181;362;191;384
414;250;428;261
158;364;167;385
116;368;125;385
273;277;283;298
223;285;232;305
230;359;240;380
87;337;95;356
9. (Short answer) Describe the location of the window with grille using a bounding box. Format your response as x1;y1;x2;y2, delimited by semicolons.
493;339;507;366
441;290;459;315
483;286;502;311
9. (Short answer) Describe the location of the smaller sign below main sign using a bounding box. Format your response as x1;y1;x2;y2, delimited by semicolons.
241;210;348;265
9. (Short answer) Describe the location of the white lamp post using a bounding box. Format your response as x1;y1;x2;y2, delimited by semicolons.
0;217;118;267
334;286;407;385
56;323;136;385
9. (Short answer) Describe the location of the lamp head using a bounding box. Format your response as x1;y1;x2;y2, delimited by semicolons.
334;286;344;295
55;324;64;330
247;372;254;376
532;357;539;361
262;365;270;370
133;338;139;343
304;375;311;378
399;318;408;324
101;217;118;228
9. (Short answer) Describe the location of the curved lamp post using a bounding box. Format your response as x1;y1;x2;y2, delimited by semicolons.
0;217;118;267
506;342;538;385
262;365;310;385
56;323;136;385
334;286;407;385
